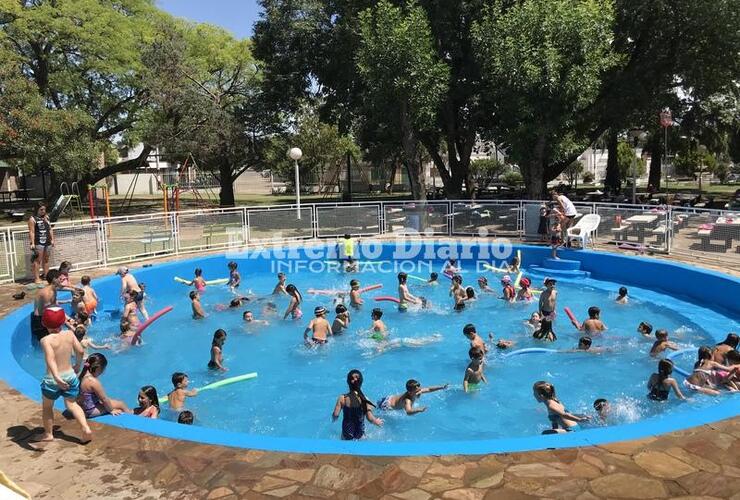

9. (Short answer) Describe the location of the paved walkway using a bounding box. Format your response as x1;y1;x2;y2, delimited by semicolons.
1;246;738;499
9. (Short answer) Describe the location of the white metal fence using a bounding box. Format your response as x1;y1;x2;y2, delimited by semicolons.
3;200;739;282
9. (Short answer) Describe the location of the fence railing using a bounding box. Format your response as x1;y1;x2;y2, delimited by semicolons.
3;200;738;282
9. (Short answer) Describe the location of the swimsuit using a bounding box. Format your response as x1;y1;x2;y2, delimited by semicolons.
377;396;393;410
311;337;327;345
40;370;80;400
79;385;103;418
398;303;408;312
292;307;303;320
648;382;670;401
208;360;218;370
33;215;51;249
195;282;206;293
540;309;556;320
30;312;47;344
135;405;158;418
454;301;466;311
467;382;481;392
341;393;366;440
548;410;577;431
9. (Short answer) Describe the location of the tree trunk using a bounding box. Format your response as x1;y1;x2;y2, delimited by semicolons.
523;135;547;199
399;102;425;201
648;134;662;191
386;158;398;193
604;130;621;194
81;145;153;188
219;162;236;207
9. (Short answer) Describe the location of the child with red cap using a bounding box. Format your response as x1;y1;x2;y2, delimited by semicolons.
36;306;92;444
516;277;533;302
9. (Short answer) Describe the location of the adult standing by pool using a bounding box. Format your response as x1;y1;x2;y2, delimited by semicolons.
551;190;578;235
28;202;54;284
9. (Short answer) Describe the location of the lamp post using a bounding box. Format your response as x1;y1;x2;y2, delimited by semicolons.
697;144;707;198
288;147;303;219
628;129;647;204
659;108;672;189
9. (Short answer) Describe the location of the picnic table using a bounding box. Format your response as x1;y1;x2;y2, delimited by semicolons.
625;214;659;243
697;215;740;250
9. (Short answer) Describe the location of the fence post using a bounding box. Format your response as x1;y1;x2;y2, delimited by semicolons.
97;218;108;268
172;213;180;255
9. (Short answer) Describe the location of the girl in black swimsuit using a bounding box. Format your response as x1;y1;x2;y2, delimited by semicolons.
647;359;686;401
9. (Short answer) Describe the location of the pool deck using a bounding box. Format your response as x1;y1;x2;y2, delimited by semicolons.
1;244;739;499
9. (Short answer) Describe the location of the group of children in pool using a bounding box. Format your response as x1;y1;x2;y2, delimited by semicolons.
32;254;740;442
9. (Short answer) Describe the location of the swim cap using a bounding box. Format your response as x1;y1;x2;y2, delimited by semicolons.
520;277;531;287
501;275;512;284
41;306;66;330
314;306;327;316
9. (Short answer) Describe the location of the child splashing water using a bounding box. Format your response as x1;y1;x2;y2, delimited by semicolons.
283;284;303;320
78;353;130;417
533;381;590;433
332;370;383;440
208;329;228;371
134;385;160;418
377;379;448;415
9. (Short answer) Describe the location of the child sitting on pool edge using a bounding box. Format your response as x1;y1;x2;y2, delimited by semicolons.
463;347;487;393
377;379;448;415
167;372;198;410
77;353;130;418
533;381;590;433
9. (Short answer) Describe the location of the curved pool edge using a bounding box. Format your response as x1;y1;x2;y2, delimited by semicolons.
1;244;739;456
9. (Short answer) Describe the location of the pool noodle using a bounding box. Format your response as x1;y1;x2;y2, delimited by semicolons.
517;249;522;267
359;284;382;293
174;277;189;284
563;307;581;329
513;272;523;288
503;348;557;358
483;263;507;273
158;372;258;403
130;306;173;345
666;347;695;378
206;278;229;285
375;296;401;303
407;275;427;282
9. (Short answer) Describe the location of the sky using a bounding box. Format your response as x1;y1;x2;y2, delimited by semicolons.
156;0;261;39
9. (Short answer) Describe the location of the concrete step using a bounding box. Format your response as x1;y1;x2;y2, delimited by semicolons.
527;265;591;279
540;258;582;271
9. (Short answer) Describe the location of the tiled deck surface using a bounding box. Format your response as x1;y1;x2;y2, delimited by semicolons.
1;245;738;499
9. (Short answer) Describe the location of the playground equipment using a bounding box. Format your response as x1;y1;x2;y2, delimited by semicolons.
87;184;111;220
49;182;83;222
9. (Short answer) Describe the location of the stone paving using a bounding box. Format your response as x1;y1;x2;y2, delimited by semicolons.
1;245;738;499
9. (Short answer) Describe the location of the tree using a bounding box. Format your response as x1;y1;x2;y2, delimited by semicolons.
582;171;595;185
0;0;156;192
356;0;448;200
469;158;506;189
472;0;619;198
136;20;268;206
564;161;584;188
263;108;359;192
617;142;646;183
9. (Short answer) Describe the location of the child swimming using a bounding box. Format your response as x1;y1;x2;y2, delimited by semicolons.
272;272;287;295
376;379;448;415
243;310;269;326
538;278;558;321
443;258;459;276
506;255;521;273
208;329;228;371
304;306;332;345
463;324;488;353
190;291;206;319
637;321;653;338
427;272;439;285
516;277;533;301
397;272;420;311
227;261;241;290
134;385;160;418
332;304;350;335
167;372;198;410
332;369;383;440
684;346;739;395
524;312;542;332
121;290;142;337
500;275;516;302
178;410;194;425
187;268;207;293
533;318;557;342
74;325;110;354
533;381;589;433
370;308;387;341
616;286;629;304
77;353;130;418
80;275;99;314
349;279;363;308
647;359;686;401
712;333;739;363
450;275;467;311
283;284;303;320
593;398;610;423
463;347;487;393
579;306;607;334
477;276;494;293
650;329;679;357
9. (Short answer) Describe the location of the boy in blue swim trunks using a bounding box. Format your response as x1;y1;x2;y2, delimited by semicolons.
377;379;448;415
37;306;92;443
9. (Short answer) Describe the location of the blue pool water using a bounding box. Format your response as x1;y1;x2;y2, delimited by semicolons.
4;243;740;454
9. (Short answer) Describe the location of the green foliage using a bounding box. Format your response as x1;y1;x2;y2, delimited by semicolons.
264;109;359;186
0;0;157;176
472;0;619;196
582;171;595;184
617;142;646;181
501;170;523;186
564;161;584;186
470;158;506;186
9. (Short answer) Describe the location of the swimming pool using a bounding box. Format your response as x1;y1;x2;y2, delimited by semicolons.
2;241;739;455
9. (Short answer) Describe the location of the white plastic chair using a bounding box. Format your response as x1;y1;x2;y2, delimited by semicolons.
566;213;601;248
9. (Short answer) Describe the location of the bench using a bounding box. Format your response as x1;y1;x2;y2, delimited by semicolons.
204;225;243;246
697;229;713;250
140;230;172;253
651;224;668;244
610;224;631;241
